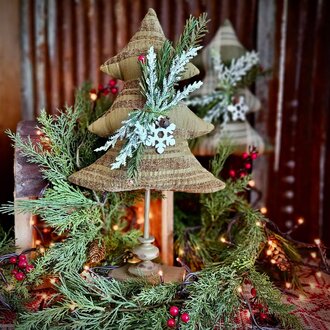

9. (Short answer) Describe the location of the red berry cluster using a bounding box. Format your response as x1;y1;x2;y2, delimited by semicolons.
239;281;270;325
229;147;259;179
167;306;190;328
254;301;269;323
90;78;119;99
9;254;34;281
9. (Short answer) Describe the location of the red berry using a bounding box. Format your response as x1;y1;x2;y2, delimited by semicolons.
251;287;257;297
9;256;17;264
89;88;96;94
18;260;28;269
240;171;247;177
26;264;34;272
11;269;18;275
109;79;117;87
138;54;146;63
98;83;104;92
180;313;190;323
169;306;179;317
103;89;110;96
242;152;249;159
18;254;27;262
111;87;118;94
229;170;236;177
251;152;258;160
255;303;263;310
167;318;176;328
260;313;267;320
15;272;25;281
245;163;252;169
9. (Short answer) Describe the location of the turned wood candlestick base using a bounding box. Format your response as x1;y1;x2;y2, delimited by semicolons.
128;236;160;277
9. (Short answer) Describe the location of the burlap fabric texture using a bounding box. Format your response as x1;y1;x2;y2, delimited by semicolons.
69;139;225;193
192;121;265;156
89;80;214;138
69;8;225;193
100;8;199;81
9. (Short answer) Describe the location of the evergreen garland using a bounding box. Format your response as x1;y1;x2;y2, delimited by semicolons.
0;48;302;330
1;113;302;328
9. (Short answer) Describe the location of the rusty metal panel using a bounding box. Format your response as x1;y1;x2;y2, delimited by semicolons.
18;0;330;244
257;0;330;246
20;0;257;117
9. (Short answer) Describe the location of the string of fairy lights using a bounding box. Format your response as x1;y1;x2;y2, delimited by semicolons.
13;80;327;317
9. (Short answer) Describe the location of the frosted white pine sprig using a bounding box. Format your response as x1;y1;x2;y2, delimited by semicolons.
95;111;148;169
96;45;203;175
141;46;203;113
214;51;259;88
187;91;229;123
187;49;259;125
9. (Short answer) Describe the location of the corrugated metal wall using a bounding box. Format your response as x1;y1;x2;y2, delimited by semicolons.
17;0;330;245
260;0;330;245
20;0;258;117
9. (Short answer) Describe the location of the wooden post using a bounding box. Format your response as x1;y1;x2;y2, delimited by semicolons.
161;191;174;265
14;121;45;252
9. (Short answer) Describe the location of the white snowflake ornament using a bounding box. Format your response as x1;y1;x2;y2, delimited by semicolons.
227;96;249;121
145;116;176;154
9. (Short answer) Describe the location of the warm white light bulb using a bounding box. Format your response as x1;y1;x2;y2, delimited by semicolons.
248;180;255;187
90;92;97;101
310;252;317;259
260;207;268;214
297;217;304;225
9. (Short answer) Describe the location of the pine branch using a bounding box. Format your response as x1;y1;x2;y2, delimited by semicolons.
249;269;303;330
175;13;209;56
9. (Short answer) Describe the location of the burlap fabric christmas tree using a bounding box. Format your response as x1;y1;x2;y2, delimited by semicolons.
189;20;265;156
69;9;224;193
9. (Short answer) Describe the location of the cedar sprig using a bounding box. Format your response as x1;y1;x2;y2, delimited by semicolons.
175;13;209;57
157;13;209;83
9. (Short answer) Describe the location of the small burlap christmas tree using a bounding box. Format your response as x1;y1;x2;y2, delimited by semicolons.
69;9;224;193
189;20;265;156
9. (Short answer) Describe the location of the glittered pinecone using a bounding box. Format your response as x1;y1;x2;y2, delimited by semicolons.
88;240;106;265
267;237;290;271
